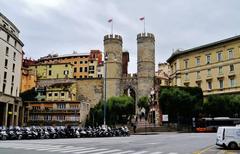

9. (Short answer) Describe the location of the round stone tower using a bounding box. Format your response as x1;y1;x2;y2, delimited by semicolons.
137;33;155;97
103;34;123;99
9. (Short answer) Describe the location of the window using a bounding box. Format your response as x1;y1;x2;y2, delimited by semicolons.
196;82;201;88
11;75;14;83
196;57;200;66
219;80;224;89
206;55;211;64
80;76;82;78
7;35;10;42
184;60;188;69
84;75;87;78
207;69;211;76
10;86;13;95
207;81;212;90
48;70;52;76
85;61;88;64
4;59;8;68
91;60;93;63
61;93;64;96
12;64;15;72
49;65;52;68
65;64;68;67
85;67;88;72
229;78;236;87
217;52;223;62
2;83;6;93
48;93;52;97
54;93;58;96
5;47;9;56
230;64;234;72
4;72;7;81
196;71;200;79
80;67;83;72
184;73;189;80
74;76;76;78
74;61;77;64
13;52;16;60
80;61;83;64
228;49;234;59
63;70;69;75
74;67;77;72
218;66;223;74
57;104;66;109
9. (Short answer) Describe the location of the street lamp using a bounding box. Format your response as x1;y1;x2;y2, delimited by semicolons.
103;53;108;127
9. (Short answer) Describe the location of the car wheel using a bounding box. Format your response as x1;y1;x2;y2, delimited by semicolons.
228;142;238;150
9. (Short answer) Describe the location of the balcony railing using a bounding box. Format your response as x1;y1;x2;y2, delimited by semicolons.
29;109;80;114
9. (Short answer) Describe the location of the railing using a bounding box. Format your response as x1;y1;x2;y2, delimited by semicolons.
29;109;80;114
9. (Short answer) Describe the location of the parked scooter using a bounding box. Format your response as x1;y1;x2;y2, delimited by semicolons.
0;126;8;140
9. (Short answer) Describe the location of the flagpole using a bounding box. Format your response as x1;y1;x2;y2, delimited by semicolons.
143;18;145;33
111;20;113;35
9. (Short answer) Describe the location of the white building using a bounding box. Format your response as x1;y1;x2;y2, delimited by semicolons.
0;12;24;126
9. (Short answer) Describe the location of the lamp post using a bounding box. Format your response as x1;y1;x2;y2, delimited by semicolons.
103;53;108;127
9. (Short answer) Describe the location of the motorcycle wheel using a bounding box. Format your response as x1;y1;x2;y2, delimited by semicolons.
18;135;22;140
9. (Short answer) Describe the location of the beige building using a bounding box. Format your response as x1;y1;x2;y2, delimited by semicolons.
0;13;24;126
167;35;240;96
155;63;170;86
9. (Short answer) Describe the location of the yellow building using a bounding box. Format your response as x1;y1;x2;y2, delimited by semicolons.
167;35;240;96
26;82;90;126
38;51;103;79
30;63;73;80
38;53;89;79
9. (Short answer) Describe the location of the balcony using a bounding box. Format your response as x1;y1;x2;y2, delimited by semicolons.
29;109;80;114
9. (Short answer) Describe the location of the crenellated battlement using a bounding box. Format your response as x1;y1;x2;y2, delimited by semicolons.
104;34;122;42
137;33;155;41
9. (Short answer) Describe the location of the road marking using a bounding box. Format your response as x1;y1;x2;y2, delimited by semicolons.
114;150;135;154
60;147;87;153
74;148;107;154
150;152;163;154
168;153;178;154
193;145;216;154
131;151;148;154
90;149;122;154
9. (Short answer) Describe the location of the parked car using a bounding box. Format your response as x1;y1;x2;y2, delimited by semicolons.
216;126;240;149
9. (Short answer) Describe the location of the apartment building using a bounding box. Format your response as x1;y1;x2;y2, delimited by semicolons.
38;50;103;79
26;82;90;126
167;35;240;96
29;63;73;80
0;13;24;126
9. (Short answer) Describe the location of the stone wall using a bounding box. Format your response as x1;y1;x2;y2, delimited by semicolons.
76;79;103;108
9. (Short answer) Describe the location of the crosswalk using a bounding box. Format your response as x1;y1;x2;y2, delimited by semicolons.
0;142;179;154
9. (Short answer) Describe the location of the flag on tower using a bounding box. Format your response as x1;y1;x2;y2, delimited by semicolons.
139;17;145;21
108;19;113;23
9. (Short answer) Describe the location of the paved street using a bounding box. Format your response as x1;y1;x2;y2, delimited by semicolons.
0;133;239;154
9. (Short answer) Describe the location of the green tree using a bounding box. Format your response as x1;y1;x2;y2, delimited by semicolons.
137;96;150;117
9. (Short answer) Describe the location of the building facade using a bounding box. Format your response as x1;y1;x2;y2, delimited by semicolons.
38;50;103;79
26;82;90;126
21;58;37;93
167;35;240;96
0;13;24;126
155;63;170;86
29;63;73;80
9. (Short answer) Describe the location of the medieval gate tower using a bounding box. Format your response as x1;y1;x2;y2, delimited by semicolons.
103;33;157;124
104;34;123;99
137;33;155;97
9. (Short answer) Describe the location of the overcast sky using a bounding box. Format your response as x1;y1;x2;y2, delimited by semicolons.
1;0;240;73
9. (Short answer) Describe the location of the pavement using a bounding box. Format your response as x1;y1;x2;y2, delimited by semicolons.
0;132;239;154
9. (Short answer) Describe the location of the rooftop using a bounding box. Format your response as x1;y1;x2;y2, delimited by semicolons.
167;35;240;62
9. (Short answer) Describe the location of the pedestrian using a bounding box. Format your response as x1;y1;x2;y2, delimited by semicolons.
133;124;136;133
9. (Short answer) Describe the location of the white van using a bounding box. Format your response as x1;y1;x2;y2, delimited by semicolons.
216;126;240;149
